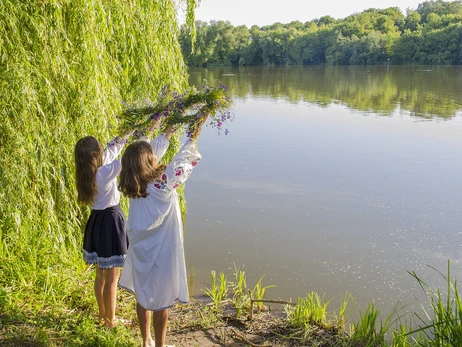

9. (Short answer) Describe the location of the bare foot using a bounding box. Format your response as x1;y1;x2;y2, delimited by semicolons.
103;320;115;329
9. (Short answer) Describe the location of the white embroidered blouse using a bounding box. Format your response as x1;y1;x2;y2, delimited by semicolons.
119;134;202;311
91;139;126;210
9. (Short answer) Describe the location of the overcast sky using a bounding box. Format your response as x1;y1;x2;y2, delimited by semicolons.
193;0;425;27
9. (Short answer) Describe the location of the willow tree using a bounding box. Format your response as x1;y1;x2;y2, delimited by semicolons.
0;0;198;343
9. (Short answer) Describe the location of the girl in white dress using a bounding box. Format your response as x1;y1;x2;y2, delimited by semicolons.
74;133;131;328
118;116;207;347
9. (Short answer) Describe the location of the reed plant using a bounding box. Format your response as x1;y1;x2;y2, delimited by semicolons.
347;302;402;347
406;260;462;347
337;292;354;329
230;265;250;317
202;270;229;310
392;324;414;347
286;292;331;328
251;275;276;312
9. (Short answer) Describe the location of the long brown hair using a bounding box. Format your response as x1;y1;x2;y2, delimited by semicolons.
119;141;166;199
74;136;103;205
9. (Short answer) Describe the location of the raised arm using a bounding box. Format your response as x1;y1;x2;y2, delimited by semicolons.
189;115;208;141
162;124;175;141
103;129;134;165
145;117;162;138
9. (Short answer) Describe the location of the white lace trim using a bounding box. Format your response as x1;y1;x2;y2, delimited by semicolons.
82;250;126;269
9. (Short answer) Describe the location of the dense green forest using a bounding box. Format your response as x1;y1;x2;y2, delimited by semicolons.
180;0;462;66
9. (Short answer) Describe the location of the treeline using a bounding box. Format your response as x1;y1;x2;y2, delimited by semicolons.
180;0;462;66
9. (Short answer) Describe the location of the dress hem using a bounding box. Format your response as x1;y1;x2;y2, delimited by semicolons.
118;283;189;311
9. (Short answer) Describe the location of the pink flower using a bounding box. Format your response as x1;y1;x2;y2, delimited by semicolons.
175;168;183;176
191;161;198;167
172;184;180;189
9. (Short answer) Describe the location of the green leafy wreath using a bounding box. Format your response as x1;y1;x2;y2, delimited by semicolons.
117;80;233;140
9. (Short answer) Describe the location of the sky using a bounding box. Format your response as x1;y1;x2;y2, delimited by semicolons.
193;0;425;27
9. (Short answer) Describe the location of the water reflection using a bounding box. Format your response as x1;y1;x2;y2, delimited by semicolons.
189;66;462;118
184;67;462;320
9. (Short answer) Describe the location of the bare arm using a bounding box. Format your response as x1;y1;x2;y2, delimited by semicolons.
145;117;162;138
190;115;208;141
162;124;175;141
120;128;135;141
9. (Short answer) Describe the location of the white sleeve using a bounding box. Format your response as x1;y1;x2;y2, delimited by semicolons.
164;139;201;190
98;159;122;180
103;137;127;165
150;134;170;162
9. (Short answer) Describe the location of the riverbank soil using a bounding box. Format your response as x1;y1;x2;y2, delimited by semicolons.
165;301;341;347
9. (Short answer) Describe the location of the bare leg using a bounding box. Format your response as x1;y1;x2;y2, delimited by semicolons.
153;309;169;347
102;267;120;327
137;303;155;347
94;266;105;321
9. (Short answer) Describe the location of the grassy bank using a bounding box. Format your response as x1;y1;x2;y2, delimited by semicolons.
188;262;462;346
2;262;461;346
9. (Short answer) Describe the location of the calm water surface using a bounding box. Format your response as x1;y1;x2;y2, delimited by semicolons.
184;66;462;318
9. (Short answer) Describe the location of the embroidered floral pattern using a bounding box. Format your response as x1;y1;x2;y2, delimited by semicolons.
152;145;201;191
107;136;128;147
153;173;168;190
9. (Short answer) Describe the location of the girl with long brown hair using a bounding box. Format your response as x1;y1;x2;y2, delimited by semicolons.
118;115;207;347
74;133;131;328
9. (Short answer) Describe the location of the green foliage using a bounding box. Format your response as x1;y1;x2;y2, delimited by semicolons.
338;292;354;328
118;81;232;139
202;266;275;319
392;324;414;347
250;276;276;312
285;292;331;328
180;1;462;66
407;260;462;346
347;302;400;347
0;0;197;345
230;265;250;317
202;270;229;310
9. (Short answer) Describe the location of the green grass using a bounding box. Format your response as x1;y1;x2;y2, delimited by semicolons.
285;292;331;329
230;265;250;317
406;260;462;346
202;270;229;310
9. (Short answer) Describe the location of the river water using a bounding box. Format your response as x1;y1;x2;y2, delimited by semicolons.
184;66;462;319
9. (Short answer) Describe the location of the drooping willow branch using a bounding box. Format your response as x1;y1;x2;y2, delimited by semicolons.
117;80;233;141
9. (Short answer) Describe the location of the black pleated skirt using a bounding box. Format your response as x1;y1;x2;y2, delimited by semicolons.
82;204;128;269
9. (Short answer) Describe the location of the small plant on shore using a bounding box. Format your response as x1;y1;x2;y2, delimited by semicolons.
251;276;276;312
347;302;402;347
231;265;250;317
202;270;228;310
286;292;331;328
406;260;462;347
392;324;414;347
337;292;354;330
